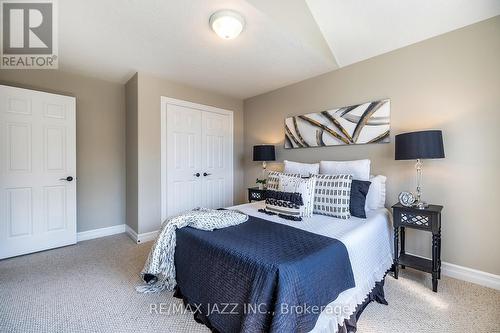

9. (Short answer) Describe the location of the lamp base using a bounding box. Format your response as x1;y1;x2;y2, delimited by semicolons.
414;159;428;210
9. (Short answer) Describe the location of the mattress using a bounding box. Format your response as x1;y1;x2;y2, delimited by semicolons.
230;201;394;333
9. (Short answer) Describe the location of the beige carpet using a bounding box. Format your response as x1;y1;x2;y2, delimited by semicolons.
0;234;498;333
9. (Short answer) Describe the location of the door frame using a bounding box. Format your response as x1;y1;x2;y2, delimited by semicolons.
160;96;234;222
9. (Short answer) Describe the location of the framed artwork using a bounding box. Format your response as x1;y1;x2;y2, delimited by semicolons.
284;99;390;149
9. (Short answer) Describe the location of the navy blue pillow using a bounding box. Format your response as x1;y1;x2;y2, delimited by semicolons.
350;180;371;218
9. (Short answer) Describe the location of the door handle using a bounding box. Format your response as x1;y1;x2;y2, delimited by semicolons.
194;173;201;177
59;176;74;182
203;172;211;177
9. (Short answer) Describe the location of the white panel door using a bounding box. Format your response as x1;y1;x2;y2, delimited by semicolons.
0;85;76;259
166;104;203;217
201;111;232;209
163;98;233;219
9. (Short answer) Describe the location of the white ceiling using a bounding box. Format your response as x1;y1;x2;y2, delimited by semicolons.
57;0;500;99
58;0;336;99
306;0;500;68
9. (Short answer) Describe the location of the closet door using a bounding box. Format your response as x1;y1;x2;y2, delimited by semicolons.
0;85;76;259
166;104;203;217
201;111;232;209
163;98;233;219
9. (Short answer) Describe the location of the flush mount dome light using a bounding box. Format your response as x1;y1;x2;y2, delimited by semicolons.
209;10;245;40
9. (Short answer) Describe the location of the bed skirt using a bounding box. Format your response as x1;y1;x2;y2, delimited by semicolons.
173;276;388;333
336;278;388;333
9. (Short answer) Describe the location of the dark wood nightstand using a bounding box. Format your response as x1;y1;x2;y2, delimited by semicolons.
248;187;266;202
392;203;443;292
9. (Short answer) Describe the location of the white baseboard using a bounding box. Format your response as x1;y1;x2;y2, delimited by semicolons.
406;252;500;291
137;230;159;243
441;262;500;291
125;225;159;244
77;224;126;242
125;226;138;243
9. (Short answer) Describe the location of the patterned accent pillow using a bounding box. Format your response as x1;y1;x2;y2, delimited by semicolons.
313;174;353;219
260;190;304;221
266;171;300;191
279;174;316;218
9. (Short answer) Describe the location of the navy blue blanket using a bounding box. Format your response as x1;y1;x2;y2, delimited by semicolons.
174;214;355;333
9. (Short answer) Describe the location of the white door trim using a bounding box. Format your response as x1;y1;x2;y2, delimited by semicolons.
161;96;234;117
160;96;234;222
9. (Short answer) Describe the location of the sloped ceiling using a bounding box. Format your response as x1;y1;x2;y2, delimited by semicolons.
55;0;500;99
306;0;500;68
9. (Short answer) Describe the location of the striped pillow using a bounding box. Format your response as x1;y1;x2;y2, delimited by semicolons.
266;171;300;191
313;174;353;219
279;174;316;218
260;190;304;221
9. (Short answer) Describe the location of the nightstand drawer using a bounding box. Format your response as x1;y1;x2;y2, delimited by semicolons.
394;210;433;230
248;187;266;202
393;203;442;232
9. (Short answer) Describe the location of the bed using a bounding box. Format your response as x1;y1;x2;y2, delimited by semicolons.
173;201;394;333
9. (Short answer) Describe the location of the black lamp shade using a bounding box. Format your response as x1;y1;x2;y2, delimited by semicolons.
395;130;445;160
253;145;275;161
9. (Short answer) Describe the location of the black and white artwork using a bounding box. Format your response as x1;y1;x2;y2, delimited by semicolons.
284;99;390;149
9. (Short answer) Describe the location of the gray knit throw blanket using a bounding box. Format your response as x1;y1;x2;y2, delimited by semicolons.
136;208;248;293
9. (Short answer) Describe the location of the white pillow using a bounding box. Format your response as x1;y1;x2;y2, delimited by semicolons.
319;159;371;181
283;160;319;176
278;174;316;218
365;175;387;210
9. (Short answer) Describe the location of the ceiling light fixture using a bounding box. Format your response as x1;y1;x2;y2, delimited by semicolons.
209;10;245;40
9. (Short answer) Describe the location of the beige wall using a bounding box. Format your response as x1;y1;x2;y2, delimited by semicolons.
126;73;245;234
0;70;126;232
243;17;500;275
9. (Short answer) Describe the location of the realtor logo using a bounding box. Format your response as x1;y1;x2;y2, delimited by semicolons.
1;0;58;69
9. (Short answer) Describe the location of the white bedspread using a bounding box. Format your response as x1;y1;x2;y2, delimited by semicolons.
230;201;394;333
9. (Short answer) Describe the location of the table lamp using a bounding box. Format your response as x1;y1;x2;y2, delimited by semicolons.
253;144;275;177
395;130;445;209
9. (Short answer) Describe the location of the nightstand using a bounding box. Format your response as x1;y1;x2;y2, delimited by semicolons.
392;203;443;292
248;187;266;202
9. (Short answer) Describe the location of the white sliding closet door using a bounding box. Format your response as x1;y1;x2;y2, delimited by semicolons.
0;85;77;259
162;97;233;219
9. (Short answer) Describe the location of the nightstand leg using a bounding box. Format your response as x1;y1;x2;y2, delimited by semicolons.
400;227;405;269
438;228;442;280
432;233;439;292
393;227;399;279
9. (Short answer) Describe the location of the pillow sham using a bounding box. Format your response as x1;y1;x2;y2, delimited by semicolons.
350;180;371;218
319;160;371;181
313;174;353;219
266;171;300;191
278;174;316;217
283;160;320;176
259;190;304;221
365;175;387;210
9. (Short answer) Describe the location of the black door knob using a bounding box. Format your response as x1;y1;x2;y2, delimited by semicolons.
203;172;211;177
59;176;74;182
194;173;201;177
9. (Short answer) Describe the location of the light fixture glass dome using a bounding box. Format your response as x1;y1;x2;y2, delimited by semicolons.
209;10;245;40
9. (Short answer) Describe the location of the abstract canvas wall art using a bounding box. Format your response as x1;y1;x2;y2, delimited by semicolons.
284;99;390;149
